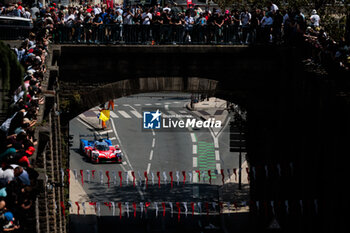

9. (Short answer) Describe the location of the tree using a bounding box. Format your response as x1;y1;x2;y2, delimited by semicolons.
0;41;24;119
212;0;236;11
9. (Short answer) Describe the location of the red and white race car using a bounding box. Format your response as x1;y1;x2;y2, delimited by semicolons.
80;137;122;163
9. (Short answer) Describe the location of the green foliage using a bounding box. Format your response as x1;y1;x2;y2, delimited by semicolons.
213;0;236;10
0;41;24;113
0;41;24;93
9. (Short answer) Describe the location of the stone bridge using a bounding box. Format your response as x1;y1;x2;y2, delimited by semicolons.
36;44;349;233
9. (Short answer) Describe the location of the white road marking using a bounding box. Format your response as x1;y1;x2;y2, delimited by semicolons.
118;110;132;118
155;103;162;105
151;129;155;136
215;150;220;161
164;102;171;104
167;111;177;116
216;163;221;171
110;120;133;170
122;161;127;165
173;102;181;104
130;110;142;118
214;137;219;149
109;111;119;118
77;118;94;130
179;110;187;114
192;145;197;154
193;157;198;167
164;105;169;110
109;137;117;141
192;171;198;183
147;163;151;173
99;129;113;134
190;133;196;143
149;150;154;160
144;103;152;106
134;104;141;106
152;138;155;148
123;104;129;106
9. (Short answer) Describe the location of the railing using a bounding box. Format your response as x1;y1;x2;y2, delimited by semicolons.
0;27;32;40
51;24;266;45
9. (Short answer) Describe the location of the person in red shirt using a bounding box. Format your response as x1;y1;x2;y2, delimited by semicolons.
17;2;23;11
86;5;93;13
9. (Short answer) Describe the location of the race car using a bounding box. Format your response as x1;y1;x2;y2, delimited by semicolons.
80;136;122;164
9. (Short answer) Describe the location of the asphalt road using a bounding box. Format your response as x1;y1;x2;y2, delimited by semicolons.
69;93;247;232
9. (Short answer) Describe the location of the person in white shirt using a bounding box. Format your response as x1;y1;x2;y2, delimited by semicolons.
310;9;320;28
93;4;102;16
269;1;279;13
23;7;31;19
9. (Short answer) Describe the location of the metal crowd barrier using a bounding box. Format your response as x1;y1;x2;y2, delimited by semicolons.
51;24;257;45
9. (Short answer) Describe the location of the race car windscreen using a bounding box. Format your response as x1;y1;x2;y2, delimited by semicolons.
96;145;110;151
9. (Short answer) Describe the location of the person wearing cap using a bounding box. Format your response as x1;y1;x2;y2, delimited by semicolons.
310;9;320;28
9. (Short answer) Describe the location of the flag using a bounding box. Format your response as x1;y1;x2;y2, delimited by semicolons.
73;169;78;182
75;202;80;215
118;202;122;219
195;170;200;182
60;201;66;217
80;170;84;186
157;171;161;188
220;169;225;185
208;170;212;184
125;202;129;218
82;202;86;215
176;171;180;185
188;171;192;183
106;171;110;188
133;202;137;218
99;110;110;122
191;202;195;216
169;171;173;188
233;168;237;181
145;202;151;214
176;202;181;222
131;171;136;187
182;171;186;185
162;202;166;217
125;171;129;185
183;202;188;217
144;171;148;189
111;202;115;216
169;202;173;218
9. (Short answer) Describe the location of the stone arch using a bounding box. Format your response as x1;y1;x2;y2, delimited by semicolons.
60;76;247;123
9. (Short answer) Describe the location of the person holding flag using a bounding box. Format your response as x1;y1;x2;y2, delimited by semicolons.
98;104;110;130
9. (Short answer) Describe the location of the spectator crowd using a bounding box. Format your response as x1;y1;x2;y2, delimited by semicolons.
0;11;48;230
1;1;349;72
